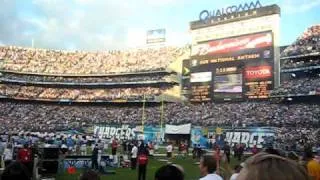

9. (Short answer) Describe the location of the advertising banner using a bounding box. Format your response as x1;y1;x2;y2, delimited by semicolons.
192;32;273;57
191;127;209;147
192;127;275;149
224;128;275;148
165;124;192;134
94;125;164;143
94;125;136;140
244;66;272;80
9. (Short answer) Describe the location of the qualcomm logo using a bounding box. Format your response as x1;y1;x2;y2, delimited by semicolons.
199;0;262;21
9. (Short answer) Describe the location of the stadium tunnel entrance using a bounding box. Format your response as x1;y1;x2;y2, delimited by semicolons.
165;134;190;146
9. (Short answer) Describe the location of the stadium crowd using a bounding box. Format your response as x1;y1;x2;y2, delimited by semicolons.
0;46;190;75
0;73;171;84
0;101;319;155
0;101;318;130
281;25;320;57
0;85;168;101
271;77;320;96
271;25;320;97
281;58;320;69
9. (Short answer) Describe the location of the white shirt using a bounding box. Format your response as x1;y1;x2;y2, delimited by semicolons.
131;146;138;158
3;148;13;160
61;144;67;149
81;143;87;151
166;145;173;153
230;173;239;180
199;174;223;180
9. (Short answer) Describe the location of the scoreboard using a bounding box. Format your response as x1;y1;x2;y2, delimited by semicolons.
182;31;275;102
182;3;280;102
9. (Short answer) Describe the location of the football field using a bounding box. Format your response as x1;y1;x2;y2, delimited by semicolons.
56;156;239;180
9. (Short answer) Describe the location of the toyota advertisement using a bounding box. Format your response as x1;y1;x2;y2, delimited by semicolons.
183;31;274;102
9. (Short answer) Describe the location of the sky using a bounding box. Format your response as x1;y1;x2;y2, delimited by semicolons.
0;0;320;51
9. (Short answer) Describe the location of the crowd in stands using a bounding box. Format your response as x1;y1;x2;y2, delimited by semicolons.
281;25;320;57
0;85;168;101
0;73;171;84
271;77;320;96
273;35;320;96
0;101;318;132
275;127;320;151
0;46;190;75
281;58;320;70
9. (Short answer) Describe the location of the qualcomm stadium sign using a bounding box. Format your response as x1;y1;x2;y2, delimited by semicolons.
199;0;263;21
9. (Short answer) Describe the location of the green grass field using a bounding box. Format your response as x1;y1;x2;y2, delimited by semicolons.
56;156;240;180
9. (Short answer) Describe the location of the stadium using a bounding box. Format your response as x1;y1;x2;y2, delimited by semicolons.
0;0;319;180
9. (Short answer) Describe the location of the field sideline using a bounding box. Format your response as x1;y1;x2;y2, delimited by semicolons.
56;155;240;180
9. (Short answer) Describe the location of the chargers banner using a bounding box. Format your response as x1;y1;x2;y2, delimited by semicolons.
224;128;275;148
94;125;136;140
94;125;164;143
193;127;275;149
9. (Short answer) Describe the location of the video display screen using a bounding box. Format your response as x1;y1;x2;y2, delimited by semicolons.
182;31;274;102
214;74;242;93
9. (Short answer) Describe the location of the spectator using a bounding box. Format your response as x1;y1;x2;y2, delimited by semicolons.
237;152;309;180
138;142;149;180
155;164;184;180
0;140;4;168
199;155;223;180
252;145;259;155
131;142;138;170
3;144;13;168
306;151;320;180
80;140;87;155
230;164;242;180
166;142;173;159
223;142;231;163
112;139;118;160
1;162;31;180
91;144;99;170
17;144;33;177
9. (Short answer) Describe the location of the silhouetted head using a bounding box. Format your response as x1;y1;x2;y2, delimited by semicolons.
155;164;184;180
1;162;31;180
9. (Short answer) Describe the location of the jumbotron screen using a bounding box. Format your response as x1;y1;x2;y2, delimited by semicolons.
182;31;274;102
